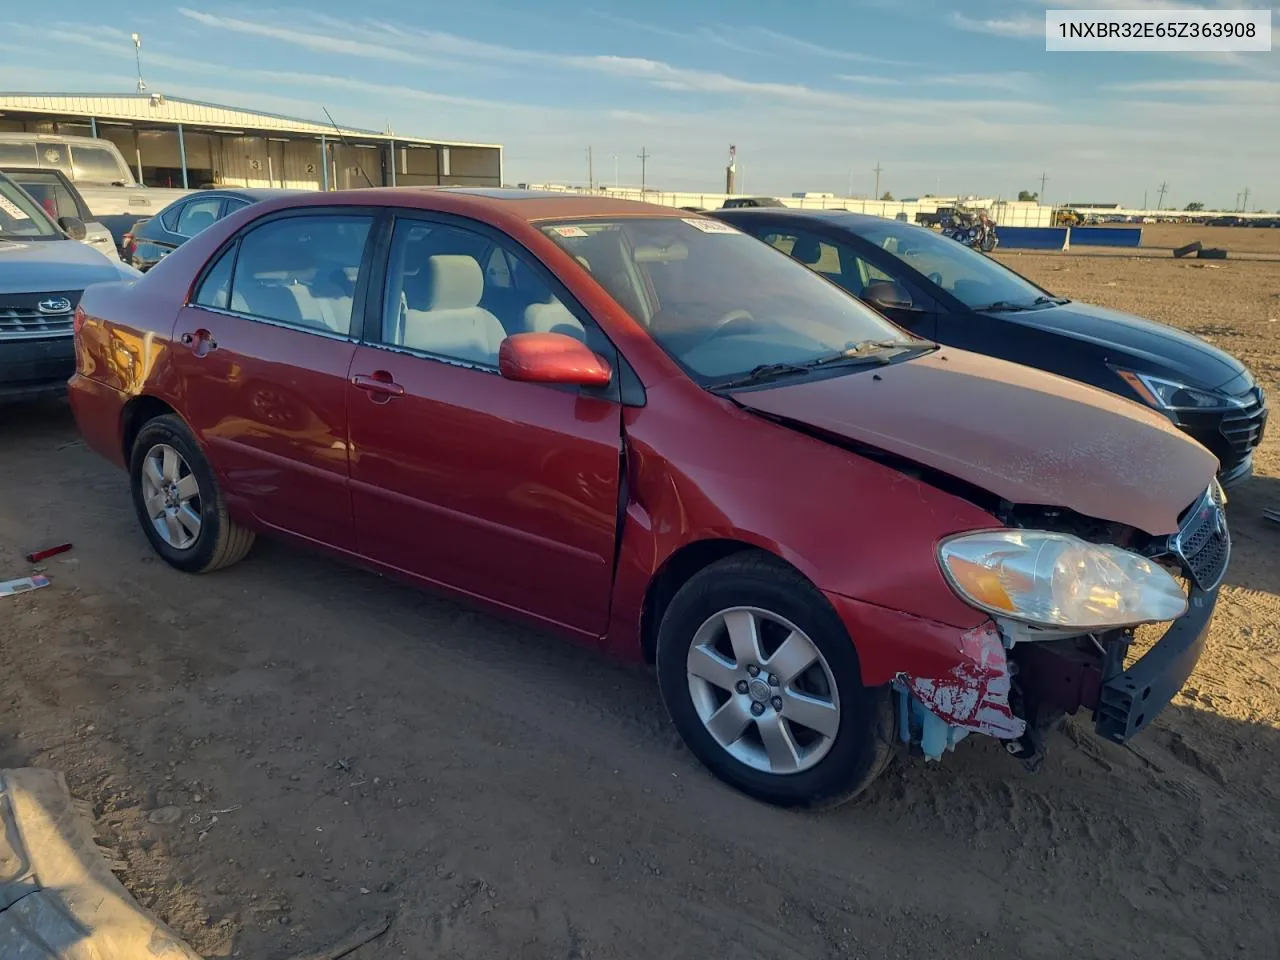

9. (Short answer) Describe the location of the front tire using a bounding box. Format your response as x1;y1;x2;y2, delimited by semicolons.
129;414;254;573
656;553;895;808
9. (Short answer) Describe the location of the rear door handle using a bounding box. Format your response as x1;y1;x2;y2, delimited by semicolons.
351;372;405;400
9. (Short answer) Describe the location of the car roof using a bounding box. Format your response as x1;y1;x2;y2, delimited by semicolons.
280;186;691;222
201;187;305;201
712;207;891;228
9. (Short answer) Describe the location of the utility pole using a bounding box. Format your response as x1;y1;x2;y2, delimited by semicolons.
1143;189;1148;211
1156;180;1169;210
637;146;650;195
1236;192;1242;211
131;33;146;94
587;146;593;191
1242;186;1251;212
613;154;618;189
873;161;883;199
1038;171;1049;201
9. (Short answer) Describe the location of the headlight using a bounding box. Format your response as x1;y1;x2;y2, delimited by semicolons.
1113;369;1241;412
938;530;1188;629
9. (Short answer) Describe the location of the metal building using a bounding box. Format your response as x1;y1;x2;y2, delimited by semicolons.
0;92;502;191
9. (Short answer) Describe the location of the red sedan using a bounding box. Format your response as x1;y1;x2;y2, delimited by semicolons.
70;189;1226;806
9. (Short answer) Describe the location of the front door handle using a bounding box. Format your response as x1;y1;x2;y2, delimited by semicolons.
351;372;405;401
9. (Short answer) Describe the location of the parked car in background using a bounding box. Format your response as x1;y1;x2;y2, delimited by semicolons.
2;166;121;260
713;207;1267;488
70;188;1225;807
0;171;140;402
125;188;303;271
0;133;194;217
1205;216;1245;227
720;196;785;208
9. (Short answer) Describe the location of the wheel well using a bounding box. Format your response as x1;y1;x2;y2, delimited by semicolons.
120;395;177;462
640;539;771;664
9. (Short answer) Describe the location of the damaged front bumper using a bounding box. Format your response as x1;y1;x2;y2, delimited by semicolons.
893;584;1218;764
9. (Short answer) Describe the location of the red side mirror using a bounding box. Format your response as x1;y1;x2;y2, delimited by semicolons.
498;332;612;388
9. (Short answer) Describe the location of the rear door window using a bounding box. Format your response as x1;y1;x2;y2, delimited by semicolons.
175;197;225;237
228;215;374;336
70;144;126;184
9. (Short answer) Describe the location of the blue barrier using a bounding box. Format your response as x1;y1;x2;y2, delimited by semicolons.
1067;226;1143;248
994;227;1069;250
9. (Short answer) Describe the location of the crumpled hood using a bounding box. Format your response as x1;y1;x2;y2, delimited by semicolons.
1004;301;1247;391
0;238;131;295
739;348;1217;536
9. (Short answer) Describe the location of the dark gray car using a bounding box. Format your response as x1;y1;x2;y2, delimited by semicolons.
126;188;302;271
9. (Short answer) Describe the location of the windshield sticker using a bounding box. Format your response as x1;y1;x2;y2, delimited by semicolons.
0;197;31;220
551;225;589;238
682;218;739;234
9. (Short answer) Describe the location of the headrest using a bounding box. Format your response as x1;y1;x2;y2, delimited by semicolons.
426;255;483;310
791;235;823;265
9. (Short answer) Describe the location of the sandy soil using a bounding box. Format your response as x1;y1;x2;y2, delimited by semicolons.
2;254;1279;960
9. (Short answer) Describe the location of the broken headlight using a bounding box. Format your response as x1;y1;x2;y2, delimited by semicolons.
938;530;1188;629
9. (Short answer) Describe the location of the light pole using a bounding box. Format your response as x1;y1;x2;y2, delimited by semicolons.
131;33;146;94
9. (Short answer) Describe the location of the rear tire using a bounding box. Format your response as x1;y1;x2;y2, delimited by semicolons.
656;553;896;808
128;414;254;573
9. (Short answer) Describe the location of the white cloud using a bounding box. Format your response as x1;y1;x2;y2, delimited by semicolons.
950;13;1043;38
837;74;904;85
178;8;422;63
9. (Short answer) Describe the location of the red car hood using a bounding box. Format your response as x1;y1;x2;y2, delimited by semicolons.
738;348;1216;536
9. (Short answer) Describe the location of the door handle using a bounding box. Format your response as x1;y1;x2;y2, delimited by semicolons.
351;372;405;400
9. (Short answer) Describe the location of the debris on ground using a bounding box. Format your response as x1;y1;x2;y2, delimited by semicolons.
0;574;50;598
1173;240;1203;258
280;912;393;960
25;543;73;563
0;768;202;959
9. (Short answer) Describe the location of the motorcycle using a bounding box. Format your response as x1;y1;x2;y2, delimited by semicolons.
941;211;999;253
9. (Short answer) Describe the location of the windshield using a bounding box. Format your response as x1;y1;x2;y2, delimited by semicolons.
852;219;1051;310
0;173;62;241
540;217;908;384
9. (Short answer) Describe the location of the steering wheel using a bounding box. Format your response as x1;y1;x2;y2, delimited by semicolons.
696;309;756;347
927;271;943;286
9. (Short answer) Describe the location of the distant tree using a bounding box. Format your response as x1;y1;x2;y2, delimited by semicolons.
1017;190;1039;202
880;191;894;201
1184;201;1205;211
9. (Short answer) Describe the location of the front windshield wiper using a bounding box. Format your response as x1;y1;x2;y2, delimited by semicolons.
708;362;814;390
708;340;931;391
1032;295;1070;306
973;300;1032;313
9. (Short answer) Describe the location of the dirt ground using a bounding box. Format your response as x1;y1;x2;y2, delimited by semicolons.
2;252;1279;960
1135;222;1280;257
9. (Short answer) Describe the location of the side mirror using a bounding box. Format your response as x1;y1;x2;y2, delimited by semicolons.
862;280;914;311
499;332;612;388
58;216;87;241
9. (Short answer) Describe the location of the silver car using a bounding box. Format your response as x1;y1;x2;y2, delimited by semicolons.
0;171;140;402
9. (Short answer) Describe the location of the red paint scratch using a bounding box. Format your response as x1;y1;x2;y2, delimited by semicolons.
901;623;1026;739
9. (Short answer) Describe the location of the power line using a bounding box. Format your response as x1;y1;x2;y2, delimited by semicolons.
1156;180;1169;210
1242;186;1251;211
1038;171;1049;200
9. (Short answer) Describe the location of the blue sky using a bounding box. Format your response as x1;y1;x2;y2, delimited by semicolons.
2;1;1278;207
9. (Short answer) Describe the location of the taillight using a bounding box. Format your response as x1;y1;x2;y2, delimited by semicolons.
73;305;87;336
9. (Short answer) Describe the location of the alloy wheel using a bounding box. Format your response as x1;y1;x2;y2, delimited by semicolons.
140;443;203;550
685;606;841;775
